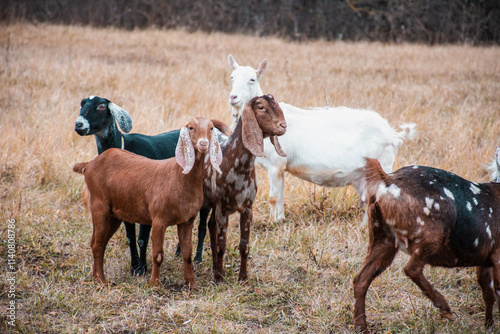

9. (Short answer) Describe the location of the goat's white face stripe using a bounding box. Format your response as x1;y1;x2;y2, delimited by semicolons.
89;95;95;100
76;115;90;130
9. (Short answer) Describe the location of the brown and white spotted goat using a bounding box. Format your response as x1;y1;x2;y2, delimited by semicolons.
204;94;287;282
353;152;500;333
73;116;222;287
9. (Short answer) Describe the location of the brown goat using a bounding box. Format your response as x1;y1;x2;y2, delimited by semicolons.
203;95;287;282
353;155;500;333
73;116;222;287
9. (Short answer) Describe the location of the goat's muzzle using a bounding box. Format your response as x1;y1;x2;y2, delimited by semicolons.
197;138;209;153
275;121;287;136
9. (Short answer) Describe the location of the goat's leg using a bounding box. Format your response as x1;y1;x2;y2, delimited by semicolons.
136;224;151;276
476;266;495;327
149;221;167;287
353;240;398;333
211;206;228;283
194;206;210;263
238;207;252;282
91;214;121;284
267;164;286;221
403;255;453;320
123;221;140;275
177;218;196;287
207;209;220;279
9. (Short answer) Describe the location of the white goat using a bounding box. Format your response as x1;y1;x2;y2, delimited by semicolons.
228;54;417;221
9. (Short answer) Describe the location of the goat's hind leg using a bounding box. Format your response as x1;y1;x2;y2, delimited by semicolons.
238;208;252;282
194;206;210;263
353;204;398;333
177;218;196;287
403;254;452;320
477;266;495;327
91;213;121;284
267;165;286;221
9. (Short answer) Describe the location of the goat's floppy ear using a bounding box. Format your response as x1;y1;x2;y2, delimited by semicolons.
210;129;223;174
176;127;195;174
270;136;286;157
109;102;133;133
242;102;265;157
228;54;239;69
256;59;269;80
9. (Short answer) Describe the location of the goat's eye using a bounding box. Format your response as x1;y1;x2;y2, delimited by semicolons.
210;127;214;131
97;104;106;111
249;78;256;83
189;126;194;130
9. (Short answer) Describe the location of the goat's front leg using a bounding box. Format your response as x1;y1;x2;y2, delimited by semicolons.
123;221;140;275
267;164;286;221
238;208;252;282
136;224;151;276
476;266;495;327
149;221;167;287
194;206;210;263
210;206;228;283
177;218;196;287
403;254;452;320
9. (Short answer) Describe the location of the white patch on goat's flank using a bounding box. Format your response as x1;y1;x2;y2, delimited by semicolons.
417;217;425;226
434;202;440;211
473;197;478;206
423;207;430;215
486;225;492;239
470;183;481;195
225;167;238;184
415;228;422;236
443;187;455;200
429;181;434;185
466;202;472;211
474;238;479;247
425;197;434;209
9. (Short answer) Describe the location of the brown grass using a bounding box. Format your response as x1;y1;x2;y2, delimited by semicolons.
1;23;500;333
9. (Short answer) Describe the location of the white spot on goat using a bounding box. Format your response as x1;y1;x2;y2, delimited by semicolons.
470;183;481;195
425;197;434;209
377;182;401;200
423;207;431;215
417;217;425;226
89;95;95;100
486;225;492;239
467;202;472;211
443;187;455;200
434;202;440;211
474;238;479;247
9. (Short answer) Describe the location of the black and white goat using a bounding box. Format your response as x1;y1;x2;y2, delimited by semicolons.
353;151;500;333
74;96;213;274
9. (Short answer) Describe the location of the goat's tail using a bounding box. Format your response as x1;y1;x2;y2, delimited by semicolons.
363;158;390;202
397;123;417;141
73;162;88;175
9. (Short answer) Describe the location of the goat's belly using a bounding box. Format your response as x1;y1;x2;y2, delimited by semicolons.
427;248;492;268
285;165;355;187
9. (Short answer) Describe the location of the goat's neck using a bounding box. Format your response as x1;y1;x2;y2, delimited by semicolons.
181;151;207;184
94;121;122;154
223;118;257;172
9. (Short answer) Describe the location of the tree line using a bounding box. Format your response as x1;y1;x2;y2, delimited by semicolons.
2;0;499;45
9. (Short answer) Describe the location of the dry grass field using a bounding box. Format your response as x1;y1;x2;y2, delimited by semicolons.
1;23;500;333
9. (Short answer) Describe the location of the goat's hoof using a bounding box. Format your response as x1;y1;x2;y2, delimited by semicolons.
193;256;203;264
131;264;148;276
440;312;454;321
485;318;494;328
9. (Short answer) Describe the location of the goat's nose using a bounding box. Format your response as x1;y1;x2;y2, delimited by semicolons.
75;121;83;129
278;121;287;129
230;94;238;101
198;138;209;147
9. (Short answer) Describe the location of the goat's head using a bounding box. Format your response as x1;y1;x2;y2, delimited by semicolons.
241;95;287;158
228;54;268;112
75;96;132;136
176;116;223;174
